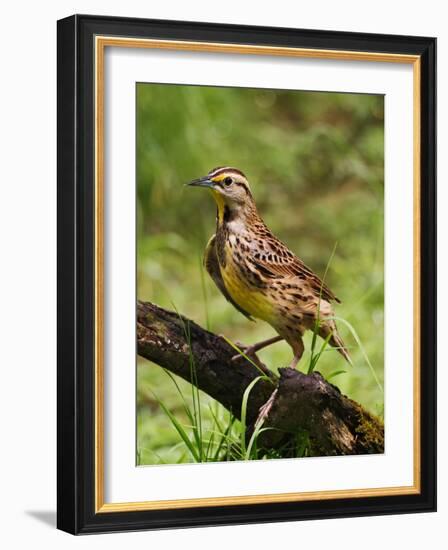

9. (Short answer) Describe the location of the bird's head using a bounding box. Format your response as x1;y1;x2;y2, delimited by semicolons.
187;167;255;220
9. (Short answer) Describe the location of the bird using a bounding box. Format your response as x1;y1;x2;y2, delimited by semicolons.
187;166;350;369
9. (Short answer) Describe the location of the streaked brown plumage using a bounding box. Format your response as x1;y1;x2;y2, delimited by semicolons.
188;166;350;368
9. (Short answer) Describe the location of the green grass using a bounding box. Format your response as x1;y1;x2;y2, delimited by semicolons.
137;292;382;465
137;358;308;464
138;313;281;464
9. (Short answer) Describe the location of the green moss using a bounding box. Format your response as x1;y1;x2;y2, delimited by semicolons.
352;401;384;452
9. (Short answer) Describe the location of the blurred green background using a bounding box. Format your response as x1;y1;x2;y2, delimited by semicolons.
136;83;384;466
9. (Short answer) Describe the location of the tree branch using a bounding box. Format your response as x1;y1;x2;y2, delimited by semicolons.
137;300;384;455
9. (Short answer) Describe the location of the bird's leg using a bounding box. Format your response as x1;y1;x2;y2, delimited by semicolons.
231;335;283;362
250;335;284;353
288;337;304;369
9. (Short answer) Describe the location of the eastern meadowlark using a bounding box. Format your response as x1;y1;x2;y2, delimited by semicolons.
188;166;350;369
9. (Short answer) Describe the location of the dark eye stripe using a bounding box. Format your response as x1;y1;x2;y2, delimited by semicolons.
233;181;249;193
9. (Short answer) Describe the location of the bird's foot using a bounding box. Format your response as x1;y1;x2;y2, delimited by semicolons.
256;389;278;426
231;342;259;363
288;357;300;369
231;342;274;378
288;348;304;370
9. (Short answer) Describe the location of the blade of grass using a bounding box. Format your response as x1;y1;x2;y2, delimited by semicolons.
170;304;204;461
307;330;333;374
240;376;265;456
212;416;237;461
207;405;238;461
296;430;310;458
161;368;196;426
327;369;347;381
245;426;276;460
184;320;204;459
205;430;216;461
329;315;384;394
138;446;168;465
149;390;200;462
308;242;338;373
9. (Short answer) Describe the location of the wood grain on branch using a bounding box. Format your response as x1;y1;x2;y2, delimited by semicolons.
137;300;384;456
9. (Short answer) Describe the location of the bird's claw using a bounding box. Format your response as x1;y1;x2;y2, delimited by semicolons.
256;389;278;426
231;345;274;379
231;342;257;362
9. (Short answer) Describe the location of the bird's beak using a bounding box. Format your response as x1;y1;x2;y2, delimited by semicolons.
186;176;214;189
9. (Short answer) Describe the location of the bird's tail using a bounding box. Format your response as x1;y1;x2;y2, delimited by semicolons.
319;321;352;365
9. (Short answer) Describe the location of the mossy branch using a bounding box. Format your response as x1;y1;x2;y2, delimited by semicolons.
137;300;384;455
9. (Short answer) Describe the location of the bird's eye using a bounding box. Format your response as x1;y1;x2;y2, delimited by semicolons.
224;177;233;186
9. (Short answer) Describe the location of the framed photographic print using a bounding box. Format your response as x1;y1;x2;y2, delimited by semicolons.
57;14;436;534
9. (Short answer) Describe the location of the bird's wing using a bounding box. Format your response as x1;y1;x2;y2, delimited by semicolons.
204;235;254;320
248;234;340;304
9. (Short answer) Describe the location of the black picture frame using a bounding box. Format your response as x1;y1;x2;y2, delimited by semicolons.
57;14;436;534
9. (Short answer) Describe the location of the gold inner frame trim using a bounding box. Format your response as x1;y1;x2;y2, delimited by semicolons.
94;35;421;513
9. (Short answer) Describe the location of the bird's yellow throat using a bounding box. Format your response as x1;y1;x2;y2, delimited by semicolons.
210;190;227;223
